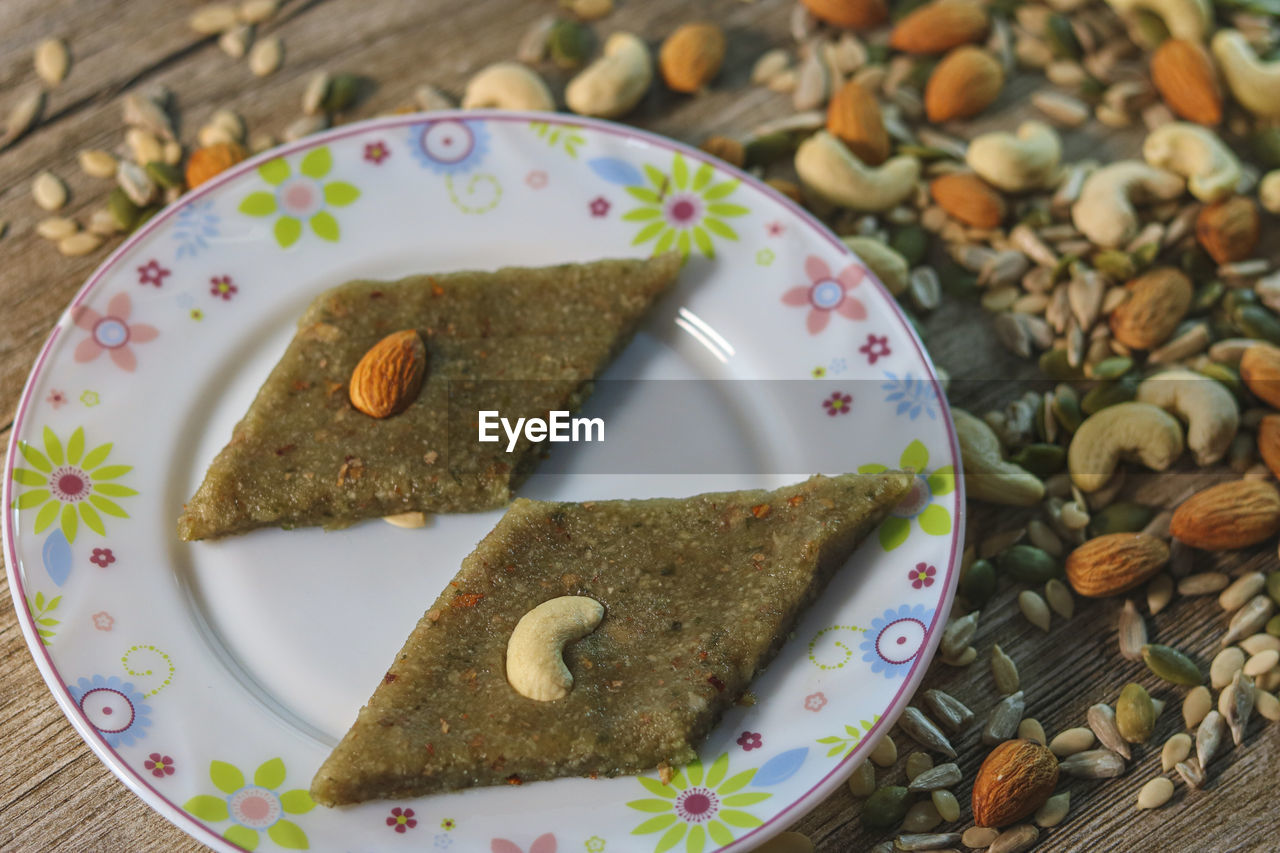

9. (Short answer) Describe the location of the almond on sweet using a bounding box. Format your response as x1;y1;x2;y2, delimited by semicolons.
925;46;1004;123
930;173;1006;227
890;0;989;55
1170;479;1280;550
349;330;428;418
827;80;890;165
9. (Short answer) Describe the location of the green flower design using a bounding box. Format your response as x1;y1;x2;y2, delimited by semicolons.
28;591;62;646
816;716;878;757
622;153;748;259
238;147;360;248
184;758;314;850
627;752;771;853
858;439;954;551
531;121;585;158
11;427;135;544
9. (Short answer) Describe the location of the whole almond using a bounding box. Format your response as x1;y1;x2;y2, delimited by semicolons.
925;46;1003;123
931;173;1006;227
801;0;888;30
1171;480;1280;550
827;80;890;165
890;0;989;55
971;739;1059;828
1065;533;1170;598
349;330;428;418
1108;267;1192;350
186;142;248;189
1196;196;1259;263
1240;343;1280;408
1150;39;1221;126
659;22;725;94
1258;415;1280;480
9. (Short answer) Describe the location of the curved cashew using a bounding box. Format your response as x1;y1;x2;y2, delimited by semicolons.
565;33;653;118
794;131;920;212
1068;402;1185;491
1135;368;1239;466
965;121;1062;193
1212;30;1280;118
842;236;908;296
1260;170;1280;214
1070;160;1185;249
953;409;1045;506
506;596;605;701
1106;0;1212;42
462;62;555;111
1142;122;1242;203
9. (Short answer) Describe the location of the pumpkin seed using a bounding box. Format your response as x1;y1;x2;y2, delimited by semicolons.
325;73;361;113
862;785;910;830
1236;304;1280;345
1177;573;1230;596
145;161;183;190
32;171;68;211
107;188;141;232
1048;726;1094;757
907;762;961;792
989;823;1038;853
1040;348;1085;381
1018;590;1051;632
959;559;996;607
248;35;283;77
848;760;875;797
1087;703;1131;759
1161;732;1192;771
1269;614;1280;636
57;231;103;256
756;831;813;853
34;38;70;86
1211;647;1246;689
940;611;979;659
900;801;943;834
990;644;1020;695
1089;355;1133;379
1147;573;1174;615
1089;502;1155;536
549;18;594;69
997;545;1059;584
1081;375;1139;414
1033;791;1069;828
1116;683;1156;743
1058;748;1125;778
931;789;960;824
1142;643;1202;686
869;734;897;767
922;689;973;732
35;216;78;241
1136;776;1174;810
1118;601;1147;662
983;691;1025;746
900;707;958;757
1008;444;1065;479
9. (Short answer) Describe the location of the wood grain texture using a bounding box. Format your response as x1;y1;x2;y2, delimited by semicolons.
0;1;1276;851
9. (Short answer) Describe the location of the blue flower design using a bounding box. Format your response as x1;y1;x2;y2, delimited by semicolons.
881;372;939;421
829;357;848;375
172;199;221;259
409;119;490;175
66;674;152;747
433;832;453;849
860;603;935;678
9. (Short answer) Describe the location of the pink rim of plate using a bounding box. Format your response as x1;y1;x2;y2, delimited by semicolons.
2;109;965;852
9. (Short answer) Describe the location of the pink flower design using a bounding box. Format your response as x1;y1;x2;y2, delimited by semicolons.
90;548;116;568
736;731;763;751
674;787;720;824
144;753;176;778
47;390;67;408
491;833;557;853
136;259;170;288
210;275;238;301
71;293;159;373
92;611;114;631
860;333;891;365
804;692;827;712
364;141;390;164
526;170;548;189
822;391;853;416
781;256;868;334
909;562;936;589
387;807;417;833
766;221;785;237
589;196;611;217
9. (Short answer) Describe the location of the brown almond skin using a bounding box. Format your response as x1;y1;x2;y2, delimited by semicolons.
827;80;890;166
925;46;1003;123
930;173;1006;227
1196;196;1260;264
1170;479;1280;550
1258;415;1280;480
1108;267;1192;350
659;23;726;94
1150;39;1222;126
972;739;1059;828
890;0;990;54
186;142;248;189
1065;533;1170;598
1240;344;1280;409
801;0;888;30
349;329;427;418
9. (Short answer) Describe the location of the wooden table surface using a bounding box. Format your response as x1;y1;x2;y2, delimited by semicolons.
1;1;1276;851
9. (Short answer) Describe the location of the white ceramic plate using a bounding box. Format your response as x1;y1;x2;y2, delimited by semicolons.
3;111;963;853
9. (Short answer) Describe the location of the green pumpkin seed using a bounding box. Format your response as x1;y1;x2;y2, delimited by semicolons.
1094;249;1136;281
997;545;1060;584
107;187;140;231
1142;643;1202;686
144;160;182;189
1229;432;1257;474
1224;289;1259;315
1190;279;1224;315
1116;683;1156;743
1130;7;1170;44
1181;246;1216;282
1041;348;1085;381
1198;362;1244;398
1010;443;1066;478
1051;253;1078;284
1237;304;1280;345
743;131;793;167
1021;207;1054;230
1089;502;1156;537
1131;241;1159;270
1089;356;1133;380
1045;13;1082;59
1052;384;1083;432
549;19;594;69
1267;572;1280;607
891;225;927;267
1253;127;1280;169
1082;376;1138;415
1267;614;1280;636
895;144;954;162
1210;311;1240;341
323;73;362;113
960;559;996;607
862;785;910;830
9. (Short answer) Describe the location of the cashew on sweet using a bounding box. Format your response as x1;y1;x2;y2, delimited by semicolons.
1135;368;1239;467
1212;30;1280;118
462;62;555;111
842;236;908;296
795;131;921;213
1106;0;1212;42
506;596;605;701
1141;122;1242;203
565;33;652;118
953;409;1045;506
965;121;1062;193
1070;161;1185;249
1068;402;1185;492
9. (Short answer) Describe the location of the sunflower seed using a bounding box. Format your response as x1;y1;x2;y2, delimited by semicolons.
126;127;164;166
1118;600;1147;661
989;824;1038;853
962;827;999;849
792;46;829;111
942;645;978;666
870;844;895;853
414;84;455;112
931;789;960;823
1256;689;1280;721
940;611;979;659
901;801;943;834
1162;732;1192;771
1059;748;1125;778
1034;791;1069;828
908;763;961;792
57;232;103;256
1177;757;1205;788
1049;726;1095;757
895;831;959;850
1087;703;1131;759
908;266;943;312
848;760;875;796
116;161;156;206
190;3;238;34
922;690;974;732
1018;590;1052;632
983;691;1025;746
248;35;282;77
1221;572;1267;613
32;171;68;211
78;149;118;179
751;48;791;85
1228;671;1255;745
1147;573;1174;615
303;71;332;116
1136;776;1174;810
1178;572;1230;596
1032;90;1089;126
1196;710;1226;768
238;0;278;23
122;92;173;140
900;707;958;758
989;644;1020;695
905;752;933;782
34;38;70;86
1223;596;1276;647
283;114;328;142
36;216;78;241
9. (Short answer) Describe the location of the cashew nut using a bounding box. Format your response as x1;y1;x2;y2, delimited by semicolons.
1106;0;1212;42
1068;401;1185;492
1135;368;1239;467
965;121;1062;193
565;33;653;118
841;236;908;296
1211;30;1280;118
1141;122;1242;203
462;62;555;111
794;131;921;213
506;596;605;701
1260;170;1280;214
953;409;1045;506
1070;160;1185;249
